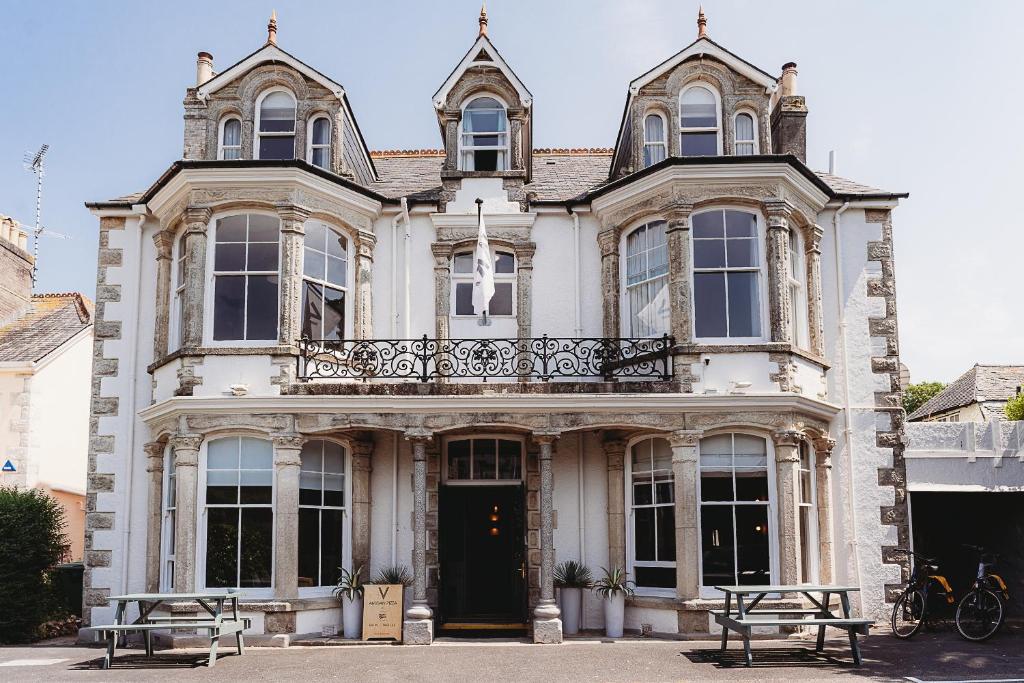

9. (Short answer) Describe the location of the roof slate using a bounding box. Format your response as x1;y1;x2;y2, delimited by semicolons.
907;365;1024;420
0;293;93;363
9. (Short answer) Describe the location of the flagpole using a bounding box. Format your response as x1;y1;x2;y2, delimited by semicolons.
475;197;487;325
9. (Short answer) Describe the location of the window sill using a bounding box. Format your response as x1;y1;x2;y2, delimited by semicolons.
440;169;527;180
148;344;298;374
671;342;829;370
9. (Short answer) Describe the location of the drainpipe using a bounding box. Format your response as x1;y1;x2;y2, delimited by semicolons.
577;434;586;629
390;211;401;338
571;209;583;337
391;432;399;566
401;198;412;338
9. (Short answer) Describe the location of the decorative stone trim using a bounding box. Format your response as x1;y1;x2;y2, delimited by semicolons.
152;230;174;360
144;441;166;593
169;434;203;592
811;436;836;584
180;207;211;348
768;352;797;393
603;437;627;572
764;200;795;344
532;433;562;644
665;203;695;346
271;432;305;601
349;438;374;574
276;205;310;347
669;429;701;599
804;225;826;357
771;429;803;585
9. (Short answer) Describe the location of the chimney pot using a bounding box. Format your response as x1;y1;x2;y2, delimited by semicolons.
780;62;798;97
196;51;214;86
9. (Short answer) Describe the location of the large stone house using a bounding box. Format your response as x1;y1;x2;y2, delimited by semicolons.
83;9;909;644
908;364;1024;423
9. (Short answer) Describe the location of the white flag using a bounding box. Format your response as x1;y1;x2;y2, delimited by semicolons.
472;210;495;315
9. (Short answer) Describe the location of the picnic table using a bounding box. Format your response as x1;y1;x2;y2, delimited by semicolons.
712;584;872;667
83;591;249;669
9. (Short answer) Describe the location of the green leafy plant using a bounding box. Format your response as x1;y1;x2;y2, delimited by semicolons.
591;567;635;599
554;560;594;589
332;565;365;602
903;381;946;415
374;564;413;586
1006;392;1024;421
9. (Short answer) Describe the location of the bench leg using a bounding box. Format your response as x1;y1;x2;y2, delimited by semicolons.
103;632;115;669
720;626;729;651
236;629;245;656
816;624;826;652
848;629;862;666
144;629;153;657
208;635;219;668
742;634;752;667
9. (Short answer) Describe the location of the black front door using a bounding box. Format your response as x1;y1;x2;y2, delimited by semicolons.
439;484;526;623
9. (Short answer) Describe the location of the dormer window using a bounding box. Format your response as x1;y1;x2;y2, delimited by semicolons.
308;116;331;169
256;89;296;160
219;117;242;160
460;96;508;171
643;114;667;168
734;112;757;155
679;85;720;156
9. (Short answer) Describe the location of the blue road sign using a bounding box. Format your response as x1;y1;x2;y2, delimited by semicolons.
1;460;15;472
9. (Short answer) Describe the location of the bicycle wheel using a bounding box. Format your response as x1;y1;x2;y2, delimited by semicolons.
955;588;1004;641
892;589;926;639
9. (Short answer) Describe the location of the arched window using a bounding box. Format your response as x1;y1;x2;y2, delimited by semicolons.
219;117;242;160
308;116;331;169
788;229;809;348
679;85;720;156
460;96;508;171
624;221;669;337
699;433;774;589
643;113;667;168
212;214;280;342
452;248;515;316
302;222;348;340
627;437;675;592
203;436;274;589
298;440;348;589
734;112;757;155
692;209;763;340
256;89;296;160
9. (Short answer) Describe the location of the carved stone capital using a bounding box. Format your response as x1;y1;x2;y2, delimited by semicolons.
152;231;175;260
772;429;803;449
602;438;626;457
271;432;306;451
663;201;694;230
169;434;202;467
764;199;795;230
350;439;374;460
668;429;703;449
806;224;824;252
276;204;311;227
183;206;212;231
532;431;560;449
598;229;618;257
404;429;434;450
812;436;836;459
431;242;454;268
354;231;376;260
144;441;165;471
512;241;536;268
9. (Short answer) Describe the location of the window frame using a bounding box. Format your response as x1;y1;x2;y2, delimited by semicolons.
797;439;819;585
678;83;723;156
297;438;352;596
787;228;810;349
306;115;332;169
458;94;510;172
442;434;526;485
620;220;670;338
642;112;668;168
254;87;297;161
300;220;353;341
733;110;759;156
624;435;677;597
696;430;780;599
170;230;187;350
450;247;517;318
690;207;769;344
218;116;243;160
159;445;176;592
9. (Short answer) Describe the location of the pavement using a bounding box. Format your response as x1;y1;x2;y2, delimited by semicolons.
0;628;1022;682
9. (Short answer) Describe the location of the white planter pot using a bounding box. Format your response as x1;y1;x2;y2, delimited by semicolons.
561;587;582;635
603;593;625;638
342;594;363;639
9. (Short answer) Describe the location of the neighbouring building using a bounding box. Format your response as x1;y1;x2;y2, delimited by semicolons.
82;9;911;644
0;215;94;561
907;364;1024;423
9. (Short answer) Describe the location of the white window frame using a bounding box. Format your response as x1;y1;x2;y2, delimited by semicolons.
642;112;668;168
679;83;723;156
458;94;509;172
442;434;525;485
690;207;769;344
787;228;809;349
204;211;282;347
170;230;187;350
159;445;176;592
624;435;676;597
797;439;819;584
218;116;243;160
620;220;670;338
733;110;759;156
450;247;516;318
297;438;352;596
696;431;780;599
253;87;297;160
300;220;353;340
306;115;332;169
196;435;275;597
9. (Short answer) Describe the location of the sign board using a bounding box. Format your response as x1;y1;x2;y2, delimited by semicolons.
1;460;15;473
361;584;403;641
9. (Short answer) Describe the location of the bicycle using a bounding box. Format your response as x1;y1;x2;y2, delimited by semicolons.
954;544;1009;642
890;548;955;639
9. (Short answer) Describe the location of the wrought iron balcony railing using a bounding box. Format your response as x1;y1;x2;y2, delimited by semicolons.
297;335;674;382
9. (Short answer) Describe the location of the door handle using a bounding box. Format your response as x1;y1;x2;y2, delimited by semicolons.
518;562;525;578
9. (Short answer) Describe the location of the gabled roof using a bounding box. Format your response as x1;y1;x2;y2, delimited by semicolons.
629;36;778;95
432;34;532;109
0;293;93;363
196;43;345;100
908;365;1024;421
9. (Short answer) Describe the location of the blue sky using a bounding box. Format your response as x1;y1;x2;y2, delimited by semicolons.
1;0;1021;383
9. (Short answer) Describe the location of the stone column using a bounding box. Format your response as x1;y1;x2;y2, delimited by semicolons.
805;225;826;357
180;207;211;348
668;430;702;603
272;433;304;600
598;229;620;338
513;242;536;340
442;112;460;172
812;436;837;584
152;231;174;359
404;430;434;644
143;441;165;593
603;438;627;572
664;203;694;345
350;438;374;574
533;433;562;644
764;201;794;344
772;429;802;586
169;434;203;592
431;243;453;341
354;231;376;339
276;205;309;346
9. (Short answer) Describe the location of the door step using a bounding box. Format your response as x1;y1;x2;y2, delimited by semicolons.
437;622;531;638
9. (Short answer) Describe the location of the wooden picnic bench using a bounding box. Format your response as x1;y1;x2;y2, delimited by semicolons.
712;584;872;667
82;591;249;669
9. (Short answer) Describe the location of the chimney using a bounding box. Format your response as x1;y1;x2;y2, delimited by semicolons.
770;62;808;162
196;52;213;86
0;216;34;323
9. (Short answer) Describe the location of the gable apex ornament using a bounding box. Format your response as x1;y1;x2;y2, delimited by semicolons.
697;5;707;38
267;9;278;46
478;3;488;37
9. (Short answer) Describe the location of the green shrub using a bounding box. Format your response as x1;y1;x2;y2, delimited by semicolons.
0;486;71;643
1006;392;1024;421
903;381;945;415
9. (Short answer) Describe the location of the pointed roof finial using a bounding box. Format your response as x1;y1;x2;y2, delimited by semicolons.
697;5;707;38
478;3;488;38
267;9;278;46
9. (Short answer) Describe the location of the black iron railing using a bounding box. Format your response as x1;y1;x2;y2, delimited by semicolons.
296;335;674;382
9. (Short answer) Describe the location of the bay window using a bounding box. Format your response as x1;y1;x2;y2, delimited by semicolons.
624;221;669;337
798;440;818;584
160;447;176;591
301;221;348;339
788;229;809;348
256;89;296;160
212;214;280;342
692;209;763;340
679;85;720;156
628;437;675;591
460;96;508;171
172;231;186;349
298;440;347;589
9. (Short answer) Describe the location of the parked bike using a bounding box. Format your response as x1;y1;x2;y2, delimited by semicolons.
890;548;955;639
954;545;1009;642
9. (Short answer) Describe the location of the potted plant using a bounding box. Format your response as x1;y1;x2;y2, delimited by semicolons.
554;560;593;635
374;564;414;613
592;567;634;638
333;565;365;639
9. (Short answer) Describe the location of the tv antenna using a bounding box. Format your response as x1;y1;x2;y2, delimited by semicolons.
22;144;51;286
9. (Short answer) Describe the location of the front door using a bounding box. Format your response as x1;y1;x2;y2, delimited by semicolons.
439;484;526;624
